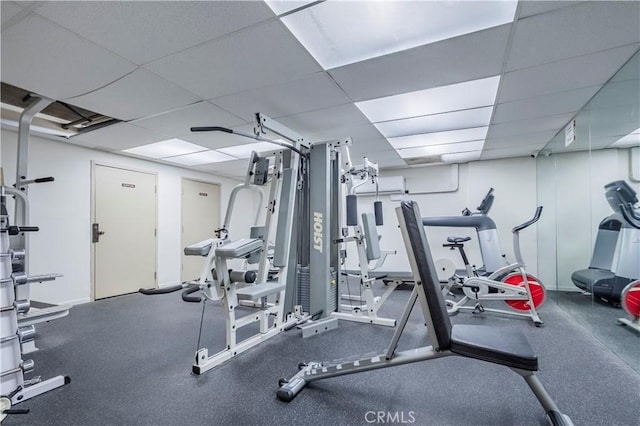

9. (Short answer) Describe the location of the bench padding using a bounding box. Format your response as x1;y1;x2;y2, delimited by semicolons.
450;324;538;371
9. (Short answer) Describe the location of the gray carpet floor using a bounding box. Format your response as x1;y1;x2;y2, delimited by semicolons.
5;282;640;426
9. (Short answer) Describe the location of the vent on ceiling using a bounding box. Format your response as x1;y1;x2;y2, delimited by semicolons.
404;155;442;166
0;82;121;138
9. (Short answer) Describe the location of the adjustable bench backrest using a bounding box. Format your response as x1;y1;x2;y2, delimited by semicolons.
397;200;452;351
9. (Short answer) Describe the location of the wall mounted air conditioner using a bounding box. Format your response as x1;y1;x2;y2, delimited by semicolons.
354;176;405;195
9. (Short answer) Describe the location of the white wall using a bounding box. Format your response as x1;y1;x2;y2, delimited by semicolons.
1;129;257;305
347;157;540;278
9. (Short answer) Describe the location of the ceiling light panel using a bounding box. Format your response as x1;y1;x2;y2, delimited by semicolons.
279;1;517;69
217;141;282;159
441;151;483;163
163;150;235;166
123;138;206;158
611;127;640;147
374;107;493;138
389;127;488;150
265;1;317;16
397;140;485;158
356;76;500;123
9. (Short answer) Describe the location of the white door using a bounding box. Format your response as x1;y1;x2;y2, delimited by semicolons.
93;164;157;299
181;179;220;282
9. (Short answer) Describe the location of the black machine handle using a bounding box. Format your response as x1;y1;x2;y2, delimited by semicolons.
34;177;55;183
92;223;105;243
139;284;184;295
7;226;39;235
190;126;233;133
619;203;640;229
512;206;543;233
181;285;203;303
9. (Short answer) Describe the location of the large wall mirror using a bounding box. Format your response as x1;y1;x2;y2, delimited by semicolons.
537;50;639;371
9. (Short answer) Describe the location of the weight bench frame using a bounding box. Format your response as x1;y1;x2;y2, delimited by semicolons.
277;201;572;426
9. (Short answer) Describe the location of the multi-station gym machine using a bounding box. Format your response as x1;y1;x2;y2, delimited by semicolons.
1;94;70;420
142;113;400;373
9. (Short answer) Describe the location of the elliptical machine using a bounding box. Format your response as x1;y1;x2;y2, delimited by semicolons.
571;181;640;306
423;188;506;277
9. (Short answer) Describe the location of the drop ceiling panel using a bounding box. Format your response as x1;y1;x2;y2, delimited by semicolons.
329;25;511;102
130;101;247;138
484;130;557;150
34;1;274;65
71;123;166;151
66;69;201;121
146;20;322;99
275;104;370;136
507;1;640;71
519;1;584;18
211;72;351;122
0;14;136;100
487;113;574;139
307;123;385;146
493;86;600;123
1;1;23;25
499;44;638;103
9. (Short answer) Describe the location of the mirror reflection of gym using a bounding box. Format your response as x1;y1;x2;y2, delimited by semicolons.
536;50;640;372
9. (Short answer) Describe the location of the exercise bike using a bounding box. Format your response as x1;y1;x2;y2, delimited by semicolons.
617;202;640;334
440;206;546;326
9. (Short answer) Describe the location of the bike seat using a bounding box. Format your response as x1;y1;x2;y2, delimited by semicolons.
446;236;471;244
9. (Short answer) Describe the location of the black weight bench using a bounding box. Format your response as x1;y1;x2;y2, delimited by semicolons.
277;201;572;426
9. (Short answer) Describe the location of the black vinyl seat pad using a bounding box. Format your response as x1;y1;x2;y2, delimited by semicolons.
450;324;538;371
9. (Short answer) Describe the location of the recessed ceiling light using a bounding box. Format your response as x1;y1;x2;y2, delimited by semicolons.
217;141;282;159
123;138;206;158
356;76;500;123
389;127;488;150
396;140;485;158
278;1;517;69
373;107;494;138
265;1;317;16
163;150;235;166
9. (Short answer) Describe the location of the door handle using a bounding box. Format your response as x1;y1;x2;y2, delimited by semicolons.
92;223;105;243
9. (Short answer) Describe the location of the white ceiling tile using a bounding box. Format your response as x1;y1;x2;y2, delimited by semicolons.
499;44;638;103
493;86;600;123
1;1;23;25
507;1;640;71
34;1;274;65
66;69;201;121
307;123;384;145
70;122;166;151
483;130;557;150
211;72;350;122
275;104;370;136
0;14;136;100
130;101;247;138
146;20;322;99
348;137;395;159
487;114;574;139
329;24;511;102
518;1;584;19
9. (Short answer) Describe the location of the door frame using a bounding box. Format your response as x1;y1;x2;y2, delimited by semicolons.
90;161;158;301
180;177;222;281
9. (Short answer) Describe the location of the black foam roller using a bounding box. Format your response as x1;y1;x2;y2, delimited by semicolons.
374;201;384;226
346;194;358;226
